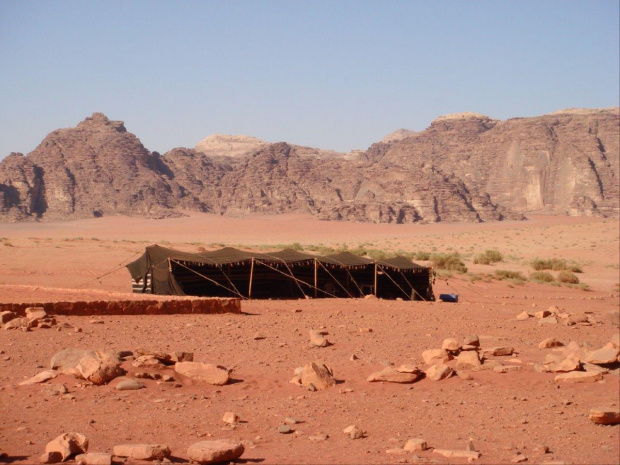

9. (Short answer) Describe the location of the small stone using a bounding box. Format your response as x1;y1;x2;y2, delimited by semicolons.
359;327;373;333
425;364;453;381
222;412;239;426
350;354;358;361
308;434;329;442
112;444;171;461
343;425;364;439
589;407;620;425
493;365;522;373
284;417;300;425
132;355;167;369
462;335;480;347
539;338;563;349
535;310;551;319
186;440;244;464
433;449;480;459
441;338;460;352
278;424;293;434
404;438;427;451
42;383;68;397
511;454;528;463
538;316;558;325
253;332;266;340
456;351;481;370
309;329;330;347
115;379;144;391
300;362;335;390
485;346;514;356
422;349;452;365
516;311;531;321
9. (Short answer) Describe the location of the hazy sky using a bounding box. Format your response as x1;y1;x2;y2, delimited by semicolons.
1;1;618;158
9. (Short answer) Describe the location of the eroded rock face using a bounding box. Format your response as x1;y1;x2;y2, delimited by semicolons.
1;109;617;223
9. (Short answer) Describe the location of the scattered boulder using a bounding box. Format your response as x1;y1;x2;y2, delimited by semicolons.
462;335;480;347
538;316;558;325
174;362;230;386
76;353;123;385
308;434;329;442
26;307;47;320
42;383;68;397
309;329;330;347
367;366;421;383
493;365;522;373
534;310;551;319
278;425;293;434
433;449;480;459
545;353;581;373
404;438;428;452
516;311;531;321
0;311;18;325
187;440;244;464
3;317;28;330
484;347;514;356
112;444;170;461
299;362;336;390
441;338;460;352
455;351;481;370
425;364;453;381
422;349;452;365
589;407;620;425
50;349;97;372
75;453;112;465
169;352;194;363
41;432;89;463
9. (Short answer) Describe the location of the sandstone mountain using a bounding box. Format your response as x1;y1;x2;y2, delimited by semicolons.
0;108;617;223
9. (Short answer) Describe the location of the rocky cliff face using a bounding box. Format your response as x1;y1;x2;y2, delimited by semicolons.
0;109;617;223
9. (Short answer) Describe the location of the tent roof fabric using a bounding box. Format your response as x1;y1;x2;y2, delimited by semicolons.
127;244;428;280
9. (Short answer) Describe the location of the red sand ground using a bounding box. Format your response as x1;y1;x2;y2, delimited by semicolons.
0;213;618;464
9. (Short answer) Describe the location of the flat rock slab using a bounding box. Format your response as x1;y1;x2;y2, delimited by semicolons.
115;379;145;391
456;351;481;370
589;408;620;425
300;362;336;390
175;362;230;385
554;371;603;383
433;449;480;459
367;366;421;383
585;347;620;365
19;370;58;386
187;440;244;464
75;452;112;465
422;349;452;365
426;364;453;381
50;349;97;371
113;444;171;460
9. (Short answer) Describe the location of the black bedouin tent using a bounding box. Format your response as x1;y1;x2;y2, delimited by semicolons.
126;245;434;301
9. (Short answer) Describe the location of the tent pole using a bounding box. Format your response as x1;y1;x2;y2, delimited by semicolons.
248;258;255;299
314;258;318;298
374;262;378;297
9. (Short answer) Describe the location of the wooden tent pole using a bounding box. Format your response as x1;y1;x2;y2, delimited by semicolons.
314;258;318;298
248;258;255;299
374;262;378;297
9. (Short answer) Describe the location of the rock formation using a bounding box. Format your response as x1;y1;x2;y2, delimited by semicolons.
0;108;617;223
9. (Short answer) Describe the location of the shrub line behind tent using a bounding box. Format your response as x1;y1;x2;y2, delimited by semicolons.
127;245;434;301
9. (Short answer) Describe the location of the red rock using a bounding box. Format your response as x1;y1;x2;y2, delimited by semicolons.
112;444;170;460
300;362;336;390
42;432;89;463
367;366;421;383
186;440;244;464
589;407;620;425
75;453;112;465
175;362;230;385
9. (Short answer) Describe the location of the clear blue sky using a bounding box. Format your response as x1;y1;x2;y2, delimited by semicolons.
1;1;618;158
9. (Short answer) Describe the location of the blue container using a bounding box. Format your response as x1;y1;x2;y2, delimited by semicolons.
439;293;458;303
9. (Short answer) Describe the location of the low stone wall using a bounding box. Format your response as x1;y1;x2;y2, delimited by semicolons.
0;298;241;316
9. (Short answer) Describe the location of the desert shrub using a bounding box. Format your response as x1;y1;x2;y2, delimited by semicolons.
557;270;579;284
414;251;431;261
531;258;569;271
530;271;555;282
473;249;503;265
495;269;526;281
432;252;468;273
568;264;583;273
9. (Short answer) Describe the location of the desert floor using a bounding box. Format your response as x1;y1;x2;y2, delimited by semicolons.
0;213;619;464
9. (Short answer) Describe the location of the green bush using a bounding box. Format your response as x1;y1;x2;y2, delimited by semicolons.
414;251;431;260
557;270;579;284
474;249;503;265
530;271;555;282
531;258;569;271
432;252;468;273
495;269;526;281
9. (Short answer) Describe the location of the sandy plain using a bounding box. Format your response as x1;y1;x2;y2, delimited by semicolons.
0;213;619;464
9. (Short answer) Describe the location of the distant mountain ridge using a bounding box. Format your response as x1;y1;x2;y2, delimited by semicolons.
0;108;617;223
